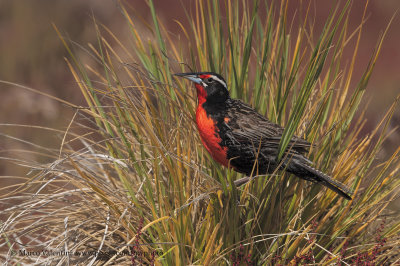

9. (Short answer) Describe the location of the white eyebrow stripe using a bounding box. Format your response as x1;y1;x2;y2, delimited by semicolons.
210;75;227;89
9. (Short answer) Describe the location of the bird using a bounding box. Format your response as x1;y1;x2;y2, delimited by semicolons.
174;71;353;200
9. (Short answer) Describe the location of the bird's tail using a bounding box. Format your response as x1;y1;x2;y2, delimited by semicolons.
294;163;353;200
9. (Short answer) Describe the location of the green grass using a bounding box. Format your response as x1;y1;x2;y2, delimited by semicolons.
1;0;400;264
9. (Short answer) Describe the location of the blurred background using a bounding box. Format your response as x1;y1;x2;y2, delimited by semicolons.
0;0;399;181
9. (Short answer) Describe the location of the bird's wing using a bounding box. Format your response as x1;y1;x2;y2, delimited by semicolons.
226;100;311;154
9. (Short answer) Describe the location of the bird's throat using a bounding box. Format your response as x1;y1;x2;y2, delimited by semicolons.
195;83;207;105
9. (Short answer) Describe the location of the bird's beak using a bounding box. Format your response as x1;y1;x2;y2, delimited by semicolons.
173;73;202;84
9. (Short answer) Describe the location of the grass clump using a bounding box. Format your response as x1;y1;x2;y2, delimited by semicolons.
1;0;400;264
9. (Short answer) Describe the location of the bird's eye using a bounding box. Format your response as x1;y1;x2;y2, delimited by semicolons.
207;77;213;83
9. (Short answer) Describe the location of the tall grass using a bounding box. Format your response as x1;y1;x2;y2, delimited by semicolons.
1;0;400;264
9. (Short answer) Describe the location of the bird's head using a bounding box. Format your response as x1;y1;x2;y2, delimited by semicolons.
174;72;230;105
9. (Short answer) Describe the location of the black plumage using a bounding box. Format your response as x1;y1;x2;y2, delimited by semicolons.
210;99;352;199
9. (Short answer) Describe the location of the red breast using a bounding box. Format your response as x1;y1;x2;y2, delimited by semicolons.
194;82;230;167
